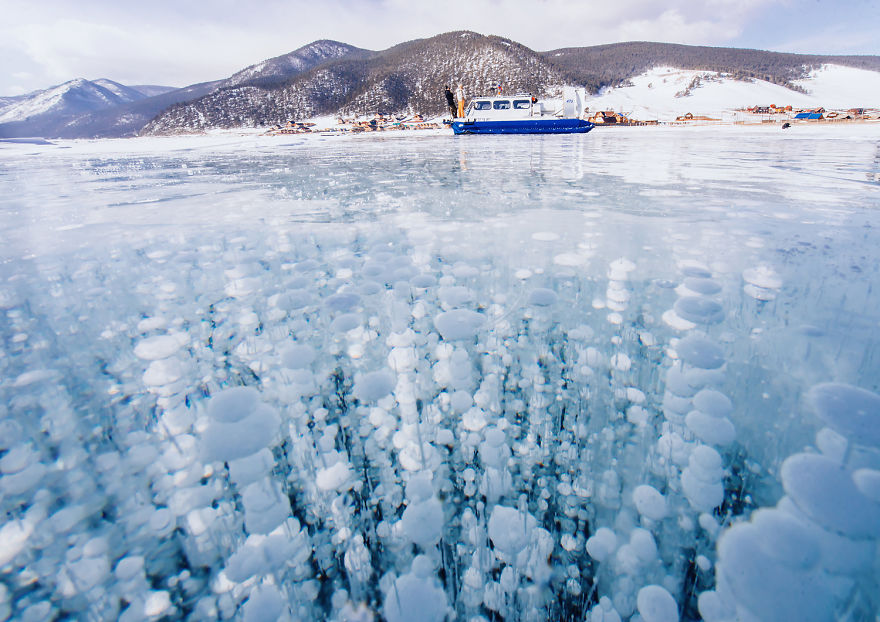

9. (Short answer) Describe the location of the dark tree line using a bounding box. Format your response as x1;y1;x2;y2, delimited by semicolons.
541;41;880;93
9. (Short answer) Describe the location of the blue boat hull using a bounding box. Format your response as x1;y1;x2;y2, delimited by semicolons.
452;118;594;135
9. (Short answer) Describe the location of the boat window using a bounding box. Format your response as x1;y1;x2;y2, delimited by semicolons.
473;101;492;110
513;100;531;109
493;100;512;110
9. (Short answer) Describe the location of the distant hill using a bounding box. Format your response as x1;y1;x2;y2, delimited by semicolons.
0;40;365;139
129;85;179;98
0;78;145;125
142;32;569;133
542;41;880;93
143;34;880;134
224;40;371;88
3;34;880;137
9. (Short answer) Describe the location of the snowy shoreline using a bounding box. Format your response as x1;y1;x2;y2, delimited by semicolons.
3;119;880;156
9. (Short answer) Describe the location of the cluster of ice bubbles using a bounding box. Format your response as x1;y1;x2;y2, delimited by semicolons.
0;220;878;621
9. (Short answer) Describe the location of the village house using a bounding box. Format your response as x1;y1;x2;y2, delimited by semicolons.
587;110;630;125
675;112;720;122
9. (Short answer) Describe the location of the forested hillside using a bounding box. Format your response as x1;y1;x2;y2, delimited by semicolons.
542;41;880;93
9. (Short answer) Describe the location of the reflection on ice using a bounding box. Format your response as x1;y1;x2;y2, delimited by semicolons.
1;126;879;620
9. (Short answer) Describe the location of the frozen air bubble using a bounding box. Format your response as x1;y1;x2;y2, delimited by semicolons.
276;290;313;311
488;505;537;562
586;527;618;562
353;369;394;403
665;366;698;397
315;461;353;492
661;309;697;333
330;313;361;332
438;285;473;307
815;427;848;462
685;411;736;446
137;316;167;332
675;335;725;370
806;382;880;447
0;444;35;475
743;283;777;301
717;521;835;622
852;469;880;502
359;281;384;295
681;468;723;513
532;231;560;241
242;584;284;622
775;496;874;575
143;358;185;386
528;288;558;306
750;508;820;570
280;343;316;369
434;309;485;341
206;386;260;423
401;497;444;546
636;585;678;622
780;452;880;538
554;253;587;266
134;334;184;360
383;570;447;622
692;389;732;418
450;390;473;413
680;265;712;278
632;485;668;521
682;277;721;295
144;591;173;618
611;352;631;371
690;445;724;479
149;508;175;537
609;257;636;274
452;262;479;278
742;265;782;290
325;292;361;312
674;296;724;324
462;407;488;432
201;404;280;462
410;274;437;288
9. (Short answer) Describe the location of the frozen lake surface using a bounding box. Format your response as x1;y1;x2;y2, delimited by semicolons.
1;126;879;621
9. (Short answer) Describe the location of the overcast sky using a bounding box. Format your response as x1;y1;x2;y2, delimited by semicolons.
2;0;878;96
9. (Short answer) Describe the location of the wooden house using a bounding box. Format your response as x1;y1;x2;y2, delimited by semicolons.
588;110;630;125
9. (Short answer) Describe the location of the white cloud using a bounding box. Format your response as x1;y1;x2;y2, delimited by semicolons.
0;0;870;96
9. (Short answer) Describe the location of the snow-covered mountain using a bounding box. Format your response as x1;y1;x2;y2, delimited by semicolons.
0;78;147;125
0;40;368;139
4;34;880;138
582;64;880;122
143;33;880;134
223;40;370;88
142;32;569;134
127;84;178;98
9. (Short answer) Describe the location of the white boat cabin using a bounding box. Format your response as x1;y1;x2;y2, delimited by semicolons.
464;88;584;120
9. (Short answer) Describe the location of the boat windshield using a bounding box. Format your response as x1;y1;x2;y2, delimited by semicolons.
493;100;511;110
513;100;531;109
472;101;492;110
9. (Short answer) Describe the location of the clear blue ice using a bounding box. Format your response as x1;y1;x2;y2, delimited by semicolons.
1;127;879;621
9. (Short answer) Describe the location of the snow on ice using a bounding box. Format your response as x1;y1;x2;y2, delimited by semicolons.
1;126;879;620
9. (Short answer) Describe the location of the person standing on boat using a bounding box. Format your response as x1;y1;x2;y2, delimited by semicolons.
456;84;465;118
444;86;456;118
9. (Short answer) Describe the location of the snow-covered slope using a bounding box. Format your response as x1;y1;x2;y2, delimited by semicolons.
91;79;149;103
0;78;147;124
129;84;178;98
583;64;880;122
224;40;367;88
792;64;880;107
